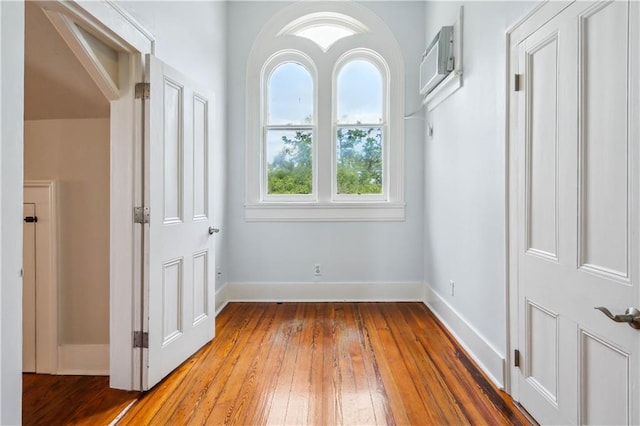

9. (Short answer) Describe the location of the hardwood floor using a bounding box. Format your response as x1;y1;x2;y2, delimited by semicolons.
22;374;138;425
116;302;532;425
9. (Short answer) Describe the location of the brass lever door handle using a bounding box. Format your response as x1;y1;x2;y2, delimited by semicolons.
595;307;640;329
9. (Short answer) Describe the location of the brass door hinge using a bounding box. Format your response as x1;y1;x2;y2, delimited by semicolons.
135;82;150;100
514;74;522;92
133;331;149;348
134;207;150;224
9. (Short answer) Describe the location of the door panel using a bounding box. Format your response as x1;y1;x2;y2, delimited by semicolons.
23;203;36;373
144;55;216;390
193;96;209;220
526;300;559;402
515;1;639;424
580;330;630;425
525;33;559;260
579;1;630;279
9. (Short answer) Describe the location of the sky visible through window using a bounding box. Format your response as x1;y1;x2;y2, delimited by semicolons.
267;59;382;163
337;60;382;124
268;63;312;164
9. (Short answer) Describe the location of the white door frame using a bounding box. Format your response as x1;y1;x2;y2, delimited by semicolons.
32;0;154;390
23;181;58;374
504;1;576;400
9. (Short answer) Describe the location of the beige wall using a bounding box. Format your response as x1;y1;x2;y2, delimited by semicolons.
24;118;109;345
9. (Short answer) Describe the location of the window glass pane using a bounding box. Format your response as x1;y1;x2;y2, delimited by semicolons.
268;63;313;125
267;129;313;195
337;60;382;124
336;127;382;194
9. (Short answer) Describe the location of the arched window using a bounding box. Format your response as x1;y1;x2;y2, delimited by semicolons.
246;2;404;221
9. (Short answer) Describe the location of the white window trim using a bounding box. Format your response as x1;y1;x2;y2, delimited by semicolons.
245;1;405;222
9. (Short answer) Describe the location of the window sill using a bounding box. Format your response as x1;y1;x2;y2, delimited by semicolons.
245;202;405;222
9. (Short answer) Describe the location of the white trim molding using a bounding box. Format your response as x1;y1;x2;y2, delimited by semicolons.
58;344;109;376
215;282;230;316
245;202;405;222
227;281;424;302
425;287;505;389
34;0;154;55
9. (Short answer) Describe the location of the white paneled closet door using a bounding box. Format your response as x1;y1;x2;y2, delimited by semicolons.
142;54;216;390
514;1;639;424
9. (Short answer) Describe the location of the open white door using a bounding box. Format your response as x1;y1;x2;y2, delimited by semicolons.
142;54;216;389
513;1;639;424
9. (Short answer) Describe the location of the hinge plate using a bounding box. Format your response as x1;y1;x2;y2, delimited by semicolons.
133;331;149;348
134;207;150;224
514;349;521;367
514;74;522;92
135;82;150;100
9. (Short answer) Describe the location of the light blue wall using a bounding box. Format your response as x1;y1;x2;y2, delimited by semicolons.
225;1;426;286
423;1;536;354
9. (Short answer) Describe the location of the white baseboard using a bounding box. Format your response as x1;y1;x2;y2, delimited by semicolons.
227;281;424;302
215;282;230;316
425;287;505;389
58;344;109;375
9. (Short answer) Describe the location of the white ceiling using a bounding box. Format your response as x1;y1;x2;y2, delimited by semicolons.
25;2;110;120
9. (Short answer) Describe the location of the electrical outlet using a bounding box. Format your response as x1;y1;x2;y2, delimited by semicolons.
314;264;322;276
450;280;455;296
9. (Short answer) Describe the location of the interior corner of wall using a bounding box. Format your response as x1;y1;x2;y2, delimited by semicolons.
425;287;505;389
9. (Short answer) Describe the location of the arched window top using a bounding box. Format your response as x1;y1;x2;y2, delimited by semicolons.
267;62;313;125
336;59;383;124
278;12;369;51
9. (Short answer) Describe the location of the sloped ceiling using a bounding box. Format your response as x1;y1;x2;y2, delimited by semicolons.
25;1;110;120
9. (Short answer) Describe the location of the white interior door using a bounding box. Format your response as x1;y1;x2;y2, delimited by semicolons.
143;54;216;389
23;203;36;373
514;1;639;424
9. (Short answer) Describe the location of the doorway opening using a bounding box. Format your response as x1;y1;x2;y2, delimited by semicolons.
23;0;112;375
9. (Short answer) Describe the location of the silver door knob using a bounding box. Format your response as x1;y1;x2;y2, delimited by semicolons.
208;226;219;235
595;307;640;329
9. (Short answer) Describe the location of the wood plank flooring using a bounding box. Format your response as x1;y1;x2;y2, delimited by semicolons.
117;302;532;425
22;374;138;425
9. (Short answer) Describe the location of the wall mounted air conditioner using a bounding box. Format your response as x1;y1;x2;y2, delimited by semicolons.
420;26;454;96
